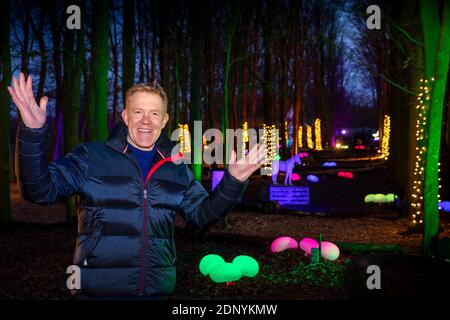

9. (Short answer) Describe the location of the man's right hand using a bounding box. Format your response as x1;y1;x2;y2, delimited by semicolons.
7;72;48;129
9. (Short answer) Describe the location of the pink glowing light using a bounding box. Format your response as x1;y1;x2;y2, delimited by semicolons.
321;241;340;261
291;173;301;181
299;238;319;255
298;152;309;158
271;236;299;253
337;171;354;179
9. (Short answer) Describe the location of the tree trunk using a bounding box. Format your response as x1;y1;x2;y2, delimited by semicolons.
0;0;11;224
137;0;145;83
29;3;48;100
261;0;275;123
156;0;171;130
20;0;31;74
250;27;258;129
293;1;303;154
47;0;64;159
110;13;119;125
189;0;204;181
90;0;109;141
422;0;450;255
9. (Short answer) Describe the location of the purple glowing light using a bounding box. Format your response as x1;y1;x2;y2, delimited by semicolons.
438;201;450;212
341;129;347;135
323;162;337;167
307;175;319;183
212;170;225;191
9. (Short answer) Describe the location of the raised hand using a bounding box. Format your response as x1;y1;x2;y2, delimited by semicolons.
7;72;48;129
228;143;268;182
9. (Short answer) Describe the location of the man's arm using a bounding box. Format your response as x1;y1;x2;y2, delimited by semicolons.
15;123;89;205
179;168;248;231
8;72;88;205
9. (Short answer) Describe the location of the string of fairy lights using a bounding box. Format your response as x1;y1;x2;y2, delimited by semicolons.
297;126;303;149
381;115;391;160
306;125;313;149
314;118;322;151
262;124;278;175
178;124;191;153
410;77;442;225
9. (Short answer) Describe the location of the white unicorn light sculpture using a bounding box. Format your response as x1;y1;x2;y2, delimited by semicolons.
272;154;302;186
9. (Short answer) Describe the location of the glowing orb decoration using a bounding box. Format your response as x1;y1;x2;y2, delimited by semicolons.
323;162;337;167
291;173;301;181
299;238;318;255
232;255;259;277
364;194;376;203
364;193;398;203
271;236;299;253
298;152;309;158
306;175;319;183
199;254;260;283
337;171;354;179
374;193;386;203
274;155;282;161
321;241;340;261
209;263;242;283
385;193;396;203
438;201;450;212
199;254;226;276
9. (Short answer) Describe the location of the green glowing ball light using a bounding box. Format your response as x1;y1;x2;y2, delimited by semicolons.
232;255;259;277
209;263;242;283
199;254;225;276
199;254;260;283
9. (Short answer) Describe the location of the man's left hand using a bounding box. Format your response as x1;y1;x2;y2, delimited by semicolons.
228;143;268;182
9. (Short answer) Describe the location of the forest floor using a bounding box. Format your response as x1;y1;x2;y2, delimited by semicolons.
2;165;450;300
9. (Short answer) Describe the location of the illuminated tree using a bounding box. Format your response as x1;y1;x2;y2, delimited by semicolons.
62;0;85;221
89;0;109;141
189;0;204;181
122;0;135;106
421;0;450;255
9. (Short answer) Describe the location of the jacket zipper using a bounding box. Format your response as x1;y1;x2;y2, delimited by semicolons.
139;188;148;295
138;152;183;296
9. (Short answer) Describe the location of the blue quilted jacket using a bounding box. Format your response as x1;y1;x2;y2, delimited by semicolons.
15;121;247;298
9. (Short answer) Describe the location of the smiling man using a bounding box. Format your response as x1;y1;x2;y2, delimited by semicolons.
9;74;267;299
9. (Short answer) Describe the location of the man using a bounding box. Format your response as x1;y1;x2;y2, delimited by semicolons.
8;73;267;299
